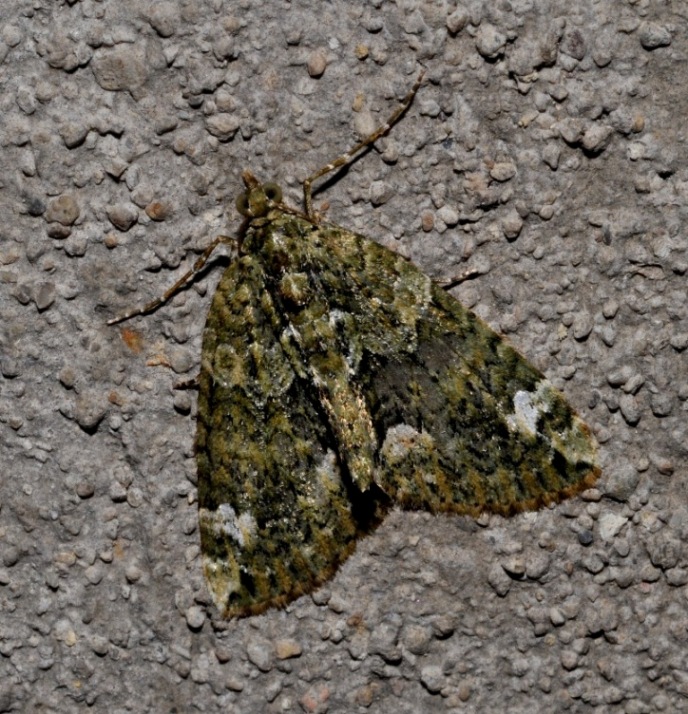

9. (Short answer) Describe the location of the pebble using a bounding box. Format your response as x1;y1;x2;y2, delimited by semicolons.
436;205;459;227
225;676;244;692
125;564;143;583
90;635;109;656
125;487;144;509
475;24;506;59
420;664;444;694
560;29;586;61
622;374;645;395
501;556;526;578
91;45;148;93
369;620;401;663
3;546;19;568
299;685;329;714
560;649;580;673
540;143;560;170
558;117;584;145
607;366;633;388
602;299;619;318
487;563;511;596
106;203;138;231
246;638;274;672
325;593;346;613
368;180;394;206
307;49;328;78
647;534;681;571
526;553;551;580
148;2;179;37
431;615;456;639
549;607;566;627
45;194;79;226
501;209;523;239
489;162;516;182
666;568;688;587
669;333;688;351
205;114;240;141
275;638;302;660
638;22;672;50
578;529;594;546
84;565;104;585
650;394;674;417
446;5;469;35
619;394;641;425
651;455;674;475
581;124;613;153
604;461;641;501
185;606;206;630
74;392;108;432
572;311;593;340
401;624;432;656
598;513;628;541
32;282;56;311
145;201;171;221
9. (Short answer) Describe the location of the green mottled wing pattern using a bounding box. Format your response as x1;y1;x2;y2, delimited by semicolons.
247;210;599;514
197;207;599;617
364;282;599;514
320;228;599;515
197;254;385;618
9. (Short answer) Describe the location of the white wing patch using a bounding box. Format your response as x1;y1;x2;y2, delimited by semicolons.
505;381;554;437
200;504;257;549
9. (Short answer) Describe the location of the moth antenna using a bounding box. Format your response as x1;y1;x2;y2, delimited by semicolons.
302;70;425;220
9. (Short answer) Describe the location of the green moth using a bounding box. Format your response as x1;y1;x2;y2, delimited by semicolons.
110;72;599;618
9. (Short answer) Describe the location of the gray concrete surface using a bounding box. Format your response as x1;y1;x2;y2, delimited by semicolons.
1;1;686;712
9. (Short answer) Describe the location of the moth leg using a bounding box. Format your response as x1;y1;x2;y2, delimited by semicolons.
302;70;425;220
108;235;235;325
438;266;486;291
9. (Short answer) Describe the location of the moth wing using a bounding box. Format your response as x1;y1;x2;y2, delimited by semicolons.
196;256;383;617
308;226;599;516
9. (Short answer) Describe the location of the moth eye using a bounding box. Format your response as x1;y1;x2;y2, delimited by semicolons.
236;193;251;216
263;183;282;203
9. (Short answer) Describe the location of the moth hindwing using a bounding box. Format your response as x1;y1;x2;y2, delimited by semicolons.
110;71;599;618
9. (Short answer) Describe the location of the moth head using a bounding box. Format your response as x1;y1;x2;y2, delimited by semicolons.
236;170;283;218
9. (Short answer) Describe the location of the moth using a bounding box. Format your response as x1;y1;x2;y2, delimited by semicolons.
110;71;599;618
